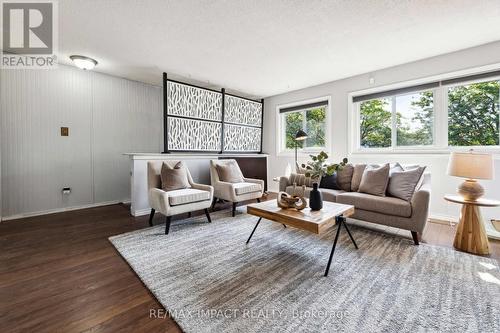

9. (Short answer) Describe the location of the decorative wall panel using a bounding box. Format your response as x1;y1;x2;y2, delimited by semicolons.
223;124;261;152
168;118;222;151
224;95;262;126
167;81;222;121
164;75;262;153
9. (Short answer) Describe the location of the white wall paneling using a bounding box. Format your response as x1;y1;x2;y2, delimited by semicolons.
263;41;500;223
0;65;162;220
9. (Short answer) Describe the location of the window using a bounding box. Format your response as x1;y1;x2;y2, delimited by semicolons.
353;70;500;152
280;100;328;152
359;91;434;149
448;80;499;146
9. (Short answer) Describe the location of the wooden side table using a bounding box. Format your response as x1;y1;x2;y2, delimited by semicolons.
444;195;500;255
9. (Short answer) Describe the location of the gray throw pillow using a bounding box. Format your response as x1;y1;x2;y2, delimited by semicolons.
358;163;390;196
336;164;354;192
390;162;404;175
216;161;244;183
387;166;426;201
161;161;191;191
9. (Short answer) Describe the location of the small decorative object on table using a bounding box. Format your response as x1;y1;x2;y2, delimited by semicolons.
277;192;307;211
309;183;323;211
300;151;348;211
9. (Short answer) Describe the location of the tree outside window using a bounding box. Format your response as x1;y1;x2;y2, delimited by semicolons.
283;106;326;150
448;81;499;146
359;92;434;148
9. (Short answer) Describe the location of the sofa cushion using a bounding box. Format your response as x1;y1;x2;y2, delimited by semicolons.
336;192;412;217
161;162;191;191
319;173;340;190
320;188;345;202
289;173;318;187
233;182;262;195
358;164;390;196
336;164;354;192
285;186;344;202
168;188;210;206
216;160;244;183
388;166;426;201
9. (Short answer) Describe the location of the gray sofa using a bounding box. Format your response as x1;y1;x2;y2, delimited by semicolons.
279;164;431;244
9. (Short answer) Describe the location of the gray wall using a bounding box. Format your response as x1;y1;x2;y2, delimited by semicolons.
263;41;500;222
0;65;162;219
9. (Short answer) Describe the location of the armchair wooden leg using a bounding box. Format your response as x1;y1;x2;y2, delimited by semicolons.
165;216;172;235
211;197;217;211
257;198;261;203
204;208;212;223
148;209;155;226
187;212;192;218
232;202;237;217
411;231;419;245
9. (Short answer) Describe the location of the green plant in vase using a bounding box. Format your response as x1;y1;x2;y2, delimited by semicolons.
300;151;348;180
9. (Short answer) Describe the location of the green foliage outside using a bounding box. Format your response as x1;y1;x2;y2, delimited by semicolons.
284;107;326;150
359;98;392;148
359;81;499;148
448;81;499;146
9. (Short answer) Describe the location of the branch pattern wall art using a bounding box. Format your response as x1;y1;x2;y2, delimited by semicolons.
224;95;262;126
164;75;263;153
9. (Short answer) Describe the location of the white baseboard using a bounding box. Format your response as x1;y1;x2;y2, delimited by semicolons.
428;214;458;225
132;208;151;217
0;199;130;222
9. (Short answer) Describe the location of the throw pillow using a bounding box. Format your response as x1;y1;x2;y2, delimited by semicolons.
390;162;404;175
161;161;191;191
336;164;354;192
358;163;390;196
351;164;367;192
319;173;340;190
387;166;426;201
289;173;318;187
216;161;244;183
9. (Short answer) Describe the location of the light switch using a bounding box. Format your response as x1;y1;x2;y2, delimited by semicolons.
61;127;69;136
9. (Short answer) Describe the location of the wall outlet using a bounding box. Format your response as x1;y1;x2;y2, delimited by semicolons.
62;187;71;195
61;127;69;136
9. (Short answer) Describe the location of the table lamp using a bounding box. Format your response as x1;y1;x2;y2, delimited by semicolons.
294;129;308;168
447;150;494;201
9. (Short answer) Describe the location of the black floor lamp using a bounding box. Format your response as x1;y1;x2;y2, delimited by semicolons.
294;129;308;168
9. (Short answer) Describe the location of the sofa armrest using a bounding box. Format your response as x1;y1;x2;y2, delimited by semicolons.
410;175;431;234
279;176;289;192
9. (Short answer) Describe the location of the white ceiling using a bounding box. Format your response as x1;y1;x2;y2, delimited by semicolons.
59;0;500;98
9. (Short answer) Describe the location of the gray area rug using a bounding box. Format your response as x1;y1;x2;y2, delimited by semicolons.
110;208;500;333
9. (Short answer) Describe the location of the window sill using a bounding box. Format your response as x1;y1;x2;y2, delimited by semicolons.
277;148;328;157
351;146;500;155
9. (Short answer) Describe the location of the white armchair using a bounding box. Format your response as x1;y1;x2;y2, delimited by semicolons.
209;159;264;217
147;161;214;234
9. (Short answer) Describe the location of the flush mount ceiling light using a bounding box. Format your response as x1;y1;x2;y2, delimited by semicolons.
69;55;98;70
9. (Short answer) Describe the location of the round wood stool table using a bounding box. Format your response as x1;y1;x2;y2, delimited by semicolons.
444;195;500;255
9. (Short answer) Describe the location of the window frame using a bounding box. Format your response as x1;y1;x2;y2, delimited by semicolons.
276;96;332;156
349;67;500;155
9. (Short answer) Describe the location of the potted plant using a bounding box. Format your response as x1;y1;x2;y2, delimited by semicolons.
301;151;348;210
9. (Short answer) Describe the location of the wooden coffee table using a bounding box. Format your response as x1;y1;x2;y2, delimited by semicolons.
246;200;357;276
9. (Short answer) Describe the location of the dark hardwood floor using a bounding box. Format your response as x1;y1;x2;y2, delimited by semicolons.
1;194;498;332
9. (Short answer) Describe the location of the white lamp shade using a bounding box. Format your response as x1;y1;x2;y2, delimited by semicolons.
447;151;494;180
